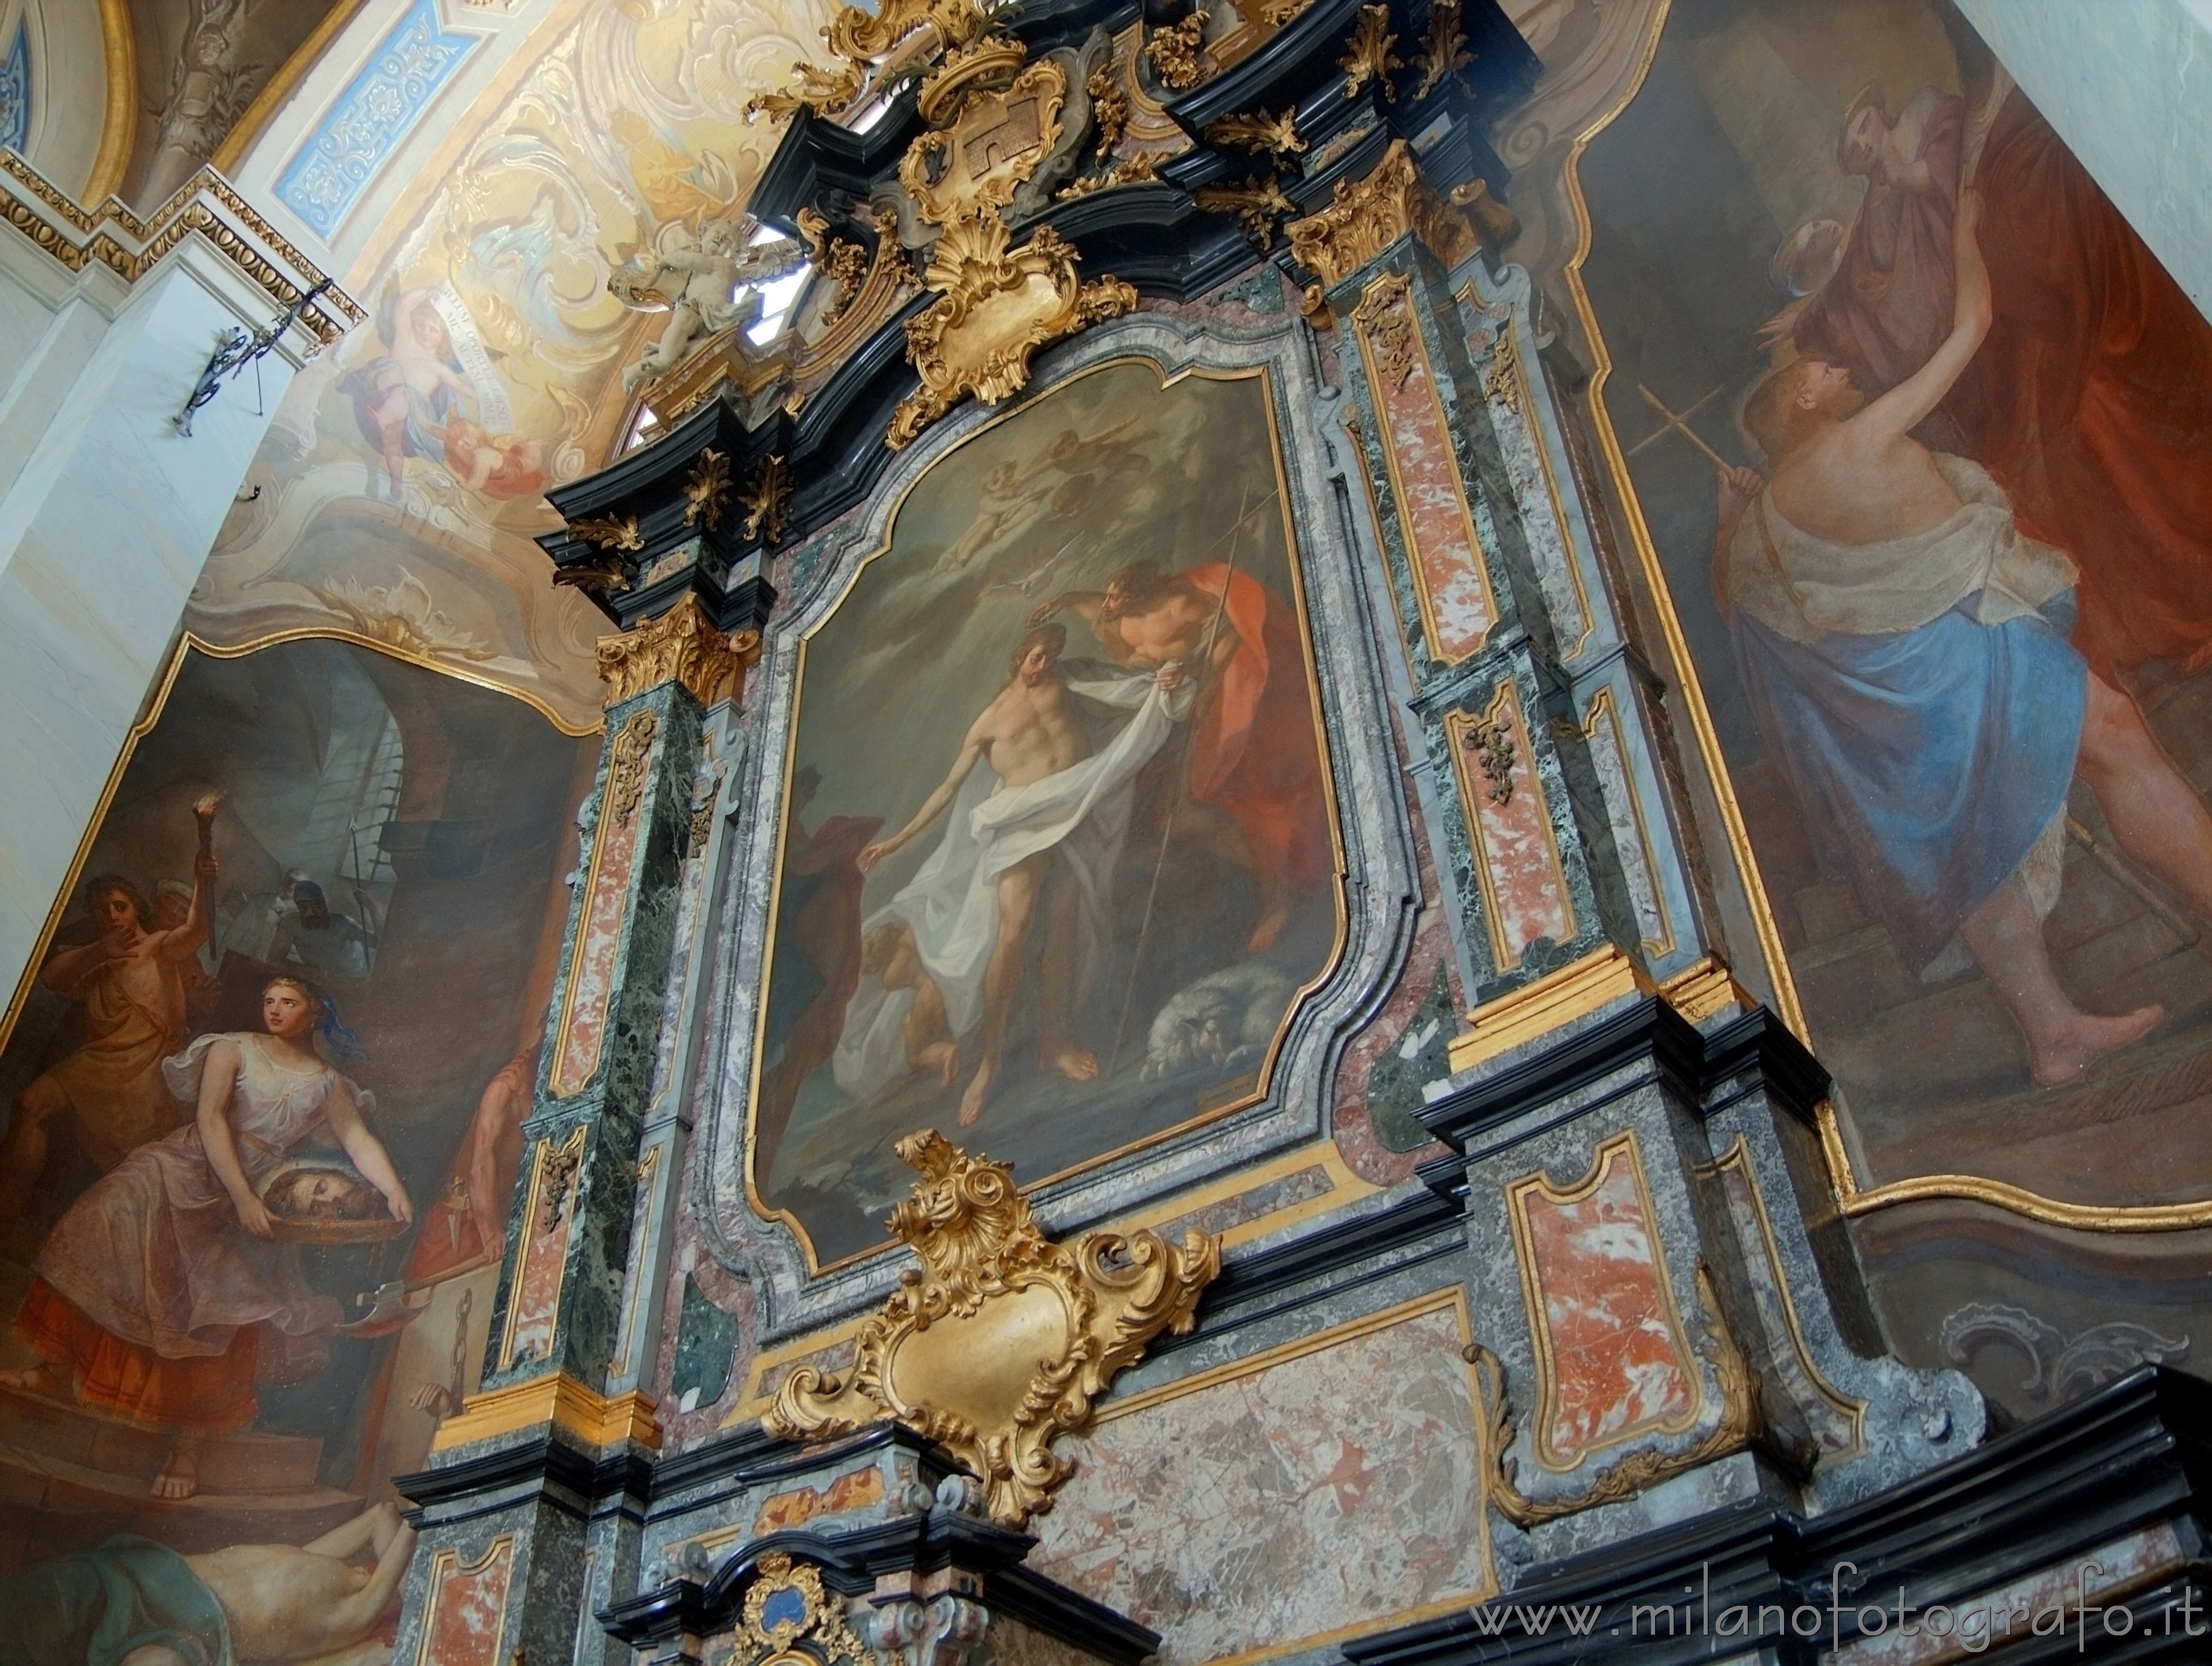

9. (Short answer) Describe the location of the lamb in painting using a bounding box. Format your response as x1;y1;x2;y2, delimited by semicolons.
1142;962;1297;1080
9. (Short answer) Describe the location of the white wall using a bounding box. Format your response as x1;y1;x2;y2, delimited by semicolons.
1956;0;2212;319
0;224;317;1001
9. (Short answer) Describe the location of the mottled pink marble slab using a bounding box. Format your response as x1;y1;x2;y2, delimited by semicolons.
1512;1135;1696;1469
422;1535;515;1666
1358;289;1497;662
1027;1300;1495;1665
1451;686;1573;971
552;725;656;1098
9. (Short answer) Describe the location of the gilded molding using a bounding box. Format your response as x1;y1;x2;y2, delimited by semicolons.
1350;270;1414;389
1286;139;1474;289
1192;172;1297;248
0;154;360;343
596;594;761;710
1447;945;1654;1073
88;0;138;207
430;1374;664;1453
1412;0;1472;100
764;1131;1219;1526
1472;1263;1757;1527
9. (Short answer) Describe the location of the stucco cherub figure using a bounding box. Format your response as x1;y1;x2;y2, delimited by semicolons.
612;216;808;392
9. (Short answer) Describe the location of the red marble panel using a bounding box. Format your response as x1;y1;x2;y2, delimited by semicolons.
1356;282;1497;662
1511;1133;1697;1469
1447;683;1573;972
419;1534;515;1666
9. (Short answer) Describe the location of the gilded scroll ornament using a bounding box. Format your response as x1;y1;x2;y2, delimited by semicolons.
1192;172;1297;248
1143;13;1209;90
1057;150;1161;200
682;448;733;532
1205;107;1305;156
888;213;1136;449
880;34;1137;449
1351;270;1415;390
1413;0;1472;99
732;1553;871;1666
1470;1264;1760;1527
1338;5;1403;101
1286;138;1474;288
596;594;762;710
765;1131;1220;1526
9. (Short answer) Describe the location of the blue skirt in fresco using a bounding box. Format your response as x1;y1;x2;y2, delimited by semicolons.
1732;592;2086;971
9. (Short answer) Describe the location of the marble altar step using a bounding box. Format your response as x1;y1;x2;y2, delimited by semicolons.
0;1383;325;1493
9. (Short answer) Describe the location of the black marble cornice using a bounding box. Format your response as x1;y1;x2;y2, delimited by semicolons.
1413;997;1831;1155
394;1432;656;1529
1341;1366;2212;1665
603;1505;1161;1666
750;99;927;227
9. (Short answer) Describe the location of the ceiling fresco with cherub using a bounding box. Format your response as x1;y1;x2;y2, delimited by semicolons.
189;0;836;732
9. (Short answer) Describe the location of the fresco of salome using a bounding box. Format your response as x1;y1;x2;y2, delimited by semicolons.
754;360;1342;1265
1576;0;2212;1221
0;636;589;1633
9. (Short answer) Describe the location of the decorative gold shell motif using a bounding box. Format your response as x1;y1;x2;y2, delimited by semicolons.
765;1132;1220;1526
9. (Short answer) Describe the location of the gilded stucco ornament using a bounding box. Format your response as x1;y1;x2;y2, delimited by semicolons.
765;1131;1220;1526
1286;137;1475;288
1338;4;1404;101
596;594;762;710
1192;172;1298;248
748;0;995;121
881;35;1136;449
730;1553;873;1666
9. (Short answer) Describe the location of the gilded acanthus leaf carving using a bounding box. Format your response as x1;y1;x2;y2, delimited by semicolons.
1286;138;1474;288
595;594;760;711
1206;107;1305;156
1338;4;1403;101
1192;172;1298;248
1413;0;1472;99
1143;13;1209;91
765;1131;1220;1526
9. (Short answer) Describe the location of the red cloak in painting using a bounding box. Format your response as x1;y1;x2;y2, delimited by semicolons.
1963;90;2212;680
1179;562;1334;895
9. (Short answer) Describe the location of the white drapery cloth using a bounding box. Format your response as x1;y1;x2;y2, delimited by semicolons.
832;672;1190;1104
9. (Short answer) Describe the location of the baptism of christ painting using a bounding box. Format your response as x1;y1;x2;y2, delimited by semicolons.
753;361;1340;1263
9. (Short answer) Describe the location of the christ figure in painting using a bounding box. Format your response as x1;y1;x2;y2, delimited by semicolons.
840;624;1191;1125
1718;190;2212;1088
3;976;412;1498
1034;559;1332;954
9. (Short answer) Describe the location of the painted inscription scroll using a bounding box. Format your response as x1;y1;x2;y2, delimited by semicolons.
753;359;1341;1265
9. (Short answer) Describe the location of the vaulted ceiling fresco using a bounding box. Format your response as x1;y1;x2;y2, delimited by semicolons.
188;0;834;731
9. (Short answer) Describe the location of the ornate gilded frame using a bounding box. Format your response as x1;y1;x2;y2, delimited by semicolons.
692;307;1421;1339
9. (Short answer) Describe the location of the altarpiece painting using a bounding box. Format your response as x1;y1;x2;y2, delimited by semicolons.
751;360;1342;1266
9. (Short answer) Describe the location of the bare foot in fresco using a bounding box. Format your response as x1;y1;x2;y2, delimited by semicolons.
2028;1004;2164;1089
1043;1044;1099;1082
958;1060;996;1126
152;1433;202;1501
0;1362;68;1399
919;1041;961;1089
